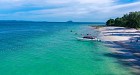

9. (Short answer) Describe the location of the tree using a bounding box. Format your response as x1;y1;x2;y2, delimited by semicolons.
115;18;123;26
106;19;115;26
126;11;140;28
106;11;140;28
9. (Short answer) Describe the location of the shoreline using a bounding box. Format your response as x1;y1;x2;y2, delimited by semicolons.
93;26;140;74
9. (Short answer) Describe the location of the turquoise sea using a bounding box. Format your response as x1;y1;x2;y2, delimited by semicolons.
0;22;133;75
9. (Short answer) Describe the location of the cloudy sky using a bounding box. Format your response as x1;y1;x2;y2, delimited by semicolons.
0;0;140;22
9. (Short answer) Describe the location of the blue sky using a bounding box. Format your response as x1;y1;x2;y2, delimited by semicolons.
0;0;140;22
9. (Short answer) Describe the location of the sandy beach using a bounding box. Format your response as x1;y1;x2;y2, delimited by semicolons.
95;26;140;74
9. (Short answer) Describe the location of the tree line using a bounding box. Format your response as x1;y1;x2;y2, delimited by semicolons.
106;11;140;28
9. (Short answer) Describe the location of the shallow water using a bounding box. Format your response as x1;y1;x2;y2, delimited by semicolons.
0;22;133;75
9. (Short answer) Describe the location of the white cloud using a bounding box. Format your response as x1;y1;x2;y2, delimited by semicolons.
0;0;140;21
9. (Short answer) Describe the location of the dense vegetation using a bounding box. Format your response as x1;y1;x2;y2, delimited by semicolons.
106;11;140;28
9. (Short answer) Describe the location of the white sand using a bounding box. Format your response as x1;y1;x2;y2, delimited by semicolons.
98;27;140;42
96;26;140;52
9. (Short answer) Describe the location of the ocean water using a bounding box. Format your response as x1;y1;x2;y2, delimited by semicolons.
0;22;133;75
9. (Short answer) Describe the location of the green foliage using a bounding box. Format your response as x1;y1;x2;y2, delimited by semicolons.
106;19;115;26
106;11;140;28
114;18;123;26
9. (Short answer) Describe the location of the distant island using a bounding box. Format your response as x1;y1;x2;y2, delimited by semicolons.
67;20;73;23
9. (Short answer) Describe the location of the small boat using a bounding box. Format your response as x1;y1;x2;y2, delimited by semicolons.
76;36;101;41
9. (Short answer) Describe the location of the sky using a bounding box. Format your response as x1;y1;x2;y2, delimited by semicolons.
0;0;140;22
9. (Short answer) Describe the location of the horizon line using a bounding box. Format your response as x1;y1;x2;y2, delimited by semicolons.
0;20;105;23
